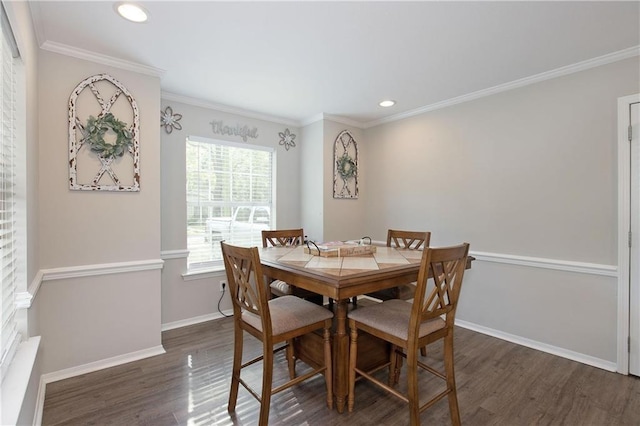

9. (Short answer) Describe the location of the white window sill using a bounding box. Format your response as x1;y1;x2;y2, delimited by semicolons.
1;336;40;426
182;266;225;281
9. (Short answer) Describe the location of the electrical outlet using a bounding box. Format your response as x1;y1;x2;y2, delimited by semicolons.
219;280;227;292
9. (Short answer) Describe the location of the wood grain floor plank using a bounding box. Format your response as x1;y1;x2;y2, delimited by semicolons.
42;316;640;425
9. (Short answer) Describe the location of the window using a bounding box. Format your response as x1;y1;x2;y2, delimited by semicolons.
186;136;274;270
0;4;21;382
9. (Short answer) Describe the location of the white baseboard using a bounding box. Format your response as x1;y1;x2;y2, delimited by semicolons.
40;345;166;386
455;319;617;372
161;310;233;331
34;346;166;425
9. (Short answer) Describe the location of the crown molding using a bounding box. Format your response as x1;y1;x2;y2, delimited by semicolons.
161;91;300;128
364;45;640;128
40;40;165;78
26;1;46;48
300;113;365;129
39;36;638;130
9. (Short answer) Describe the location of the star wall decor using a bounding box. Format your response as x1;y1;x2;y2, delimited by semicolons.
278;128;296;150
160;106;183;134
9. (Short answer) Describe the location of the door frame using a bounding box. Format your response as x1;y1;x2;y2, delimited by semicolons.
617;93;640;374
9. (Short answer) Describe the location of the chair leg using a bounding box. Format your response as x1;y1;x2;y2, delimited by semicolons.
323;324;333;410
228;325;244;412
394;348;403;385
420;346;427;357
407;349;420;426
444;334;461;426
388;344;398;386
286;339;296;380
259;344;274;426
348;324;358;412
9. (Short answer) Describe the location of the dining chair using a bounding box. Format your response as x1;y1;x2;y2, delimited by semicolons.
347;242;470;426
364;229;431;302
221;242;334;426
262;229;323;305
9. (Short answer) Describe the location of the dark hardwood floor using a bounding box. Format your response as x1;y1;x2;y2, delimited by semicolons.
42;314;640;425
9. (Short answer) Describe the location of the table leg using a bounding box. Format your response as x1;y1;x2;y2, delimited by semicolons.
333;299;349;413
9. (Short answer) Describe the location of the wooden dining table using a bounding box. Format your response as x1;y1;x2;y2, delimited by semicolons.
258;244;473;413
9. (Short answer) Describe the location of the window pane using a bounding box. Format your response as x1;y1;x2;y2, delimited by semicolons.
186;138;273;269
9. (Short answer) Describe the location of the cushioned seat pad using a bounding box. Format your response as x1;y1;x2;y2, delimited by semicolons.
348;299;445;341
269;279;293;296
243;295;333;336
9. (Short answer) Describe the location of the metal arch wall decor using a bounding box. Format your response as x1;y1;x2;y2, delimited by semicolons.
333;130;359;199
68;73;140;191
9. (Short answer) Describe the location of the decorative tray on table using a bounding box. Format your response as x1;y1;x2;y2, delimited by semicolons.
304;240;377;257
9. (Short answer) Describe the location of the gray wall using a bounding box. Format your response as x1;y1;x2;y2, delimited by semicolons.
300;120;324;241
33;50;163;374
299;119;367;242
159;98;302;326
159;56;638;365
321;121;367;242
363;57;640;363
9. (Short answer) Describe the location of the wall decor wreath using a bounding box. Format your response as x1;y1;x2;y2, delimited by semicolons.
333;130;359;199
84;113;133;159
69;73;140;191
336;153;357;181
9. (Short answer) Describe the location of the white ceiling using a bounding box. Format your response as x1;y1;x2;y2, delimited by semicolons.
28;1;640;127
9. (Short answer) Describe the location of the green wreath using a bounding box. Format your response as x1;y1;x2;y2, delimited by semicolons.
337;153;357;180
83;113;132;159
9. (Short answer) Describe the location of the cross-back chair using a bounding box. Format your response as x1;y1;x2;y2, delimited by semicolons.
221;242;334;426
348;242;470;426
364;229;431;302
261;229;323;305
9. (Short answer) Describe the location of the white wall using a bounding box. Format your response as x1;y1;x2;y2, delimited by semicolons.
364;57;640;364
34;50;163;374
159;98;301;326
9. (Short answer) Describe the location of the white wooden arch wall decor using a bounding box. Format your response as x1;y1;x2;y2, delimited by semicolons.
333;130;358;199
68;73;140;191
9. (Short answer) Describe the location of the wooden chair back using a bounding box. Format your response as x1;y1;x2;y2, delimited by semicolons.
411;243;470;340
387;229;430;250
360;229;431;304
262;229;304;248
261;228;323;304
221;241;272;337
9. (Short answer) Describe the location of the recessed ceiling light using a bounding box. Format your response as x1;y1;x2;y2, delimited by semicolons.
379;100;396;107
115;3;149;23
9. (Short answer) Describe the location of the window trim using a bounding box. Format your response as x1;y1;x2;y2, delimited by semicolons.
185;135;276;273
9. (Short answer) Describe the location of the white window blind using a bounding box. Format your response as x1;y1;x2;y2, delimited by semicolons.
0;3;19;382
186;136;274;270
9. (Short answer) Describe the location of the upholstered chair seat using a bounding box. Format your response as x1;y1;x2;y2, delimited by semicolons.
348;299;445;341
